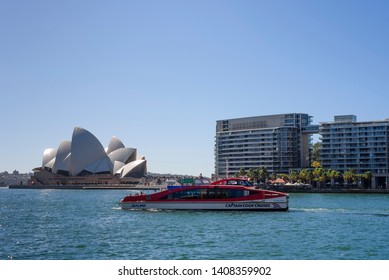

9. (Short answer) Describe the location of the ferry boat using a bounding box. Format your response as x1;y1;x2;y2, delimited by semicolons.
119;178;288;211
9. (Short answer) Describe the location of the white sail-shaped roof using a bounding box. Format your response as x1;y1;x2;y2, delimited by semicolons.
52;140;71;174
42;148;57;168
70;127;110;176
120;159;147;178
45;157;56;169
108;148;136;164
106;136;125;154
113;161;125;174
85;156;113;174
41;127;147;178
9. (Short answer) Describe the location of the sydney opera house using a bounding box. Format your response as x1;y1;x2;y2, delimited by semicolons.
31;127;147;186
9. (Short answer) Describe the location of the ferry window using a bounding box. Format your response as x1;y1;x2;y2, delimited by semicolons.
159;188;255;200
206;189;216;199
226;189;252;198
207;188;228;199
233;189;243;197
174;189;188;199
226;180;253;186
159;194;173;200
200;188;207;199
171;189;202;199
219;189;229;198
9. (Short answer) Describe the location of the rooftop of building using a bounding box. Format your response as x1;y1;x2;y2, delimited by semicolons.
216;113;312;122
320;115;389;125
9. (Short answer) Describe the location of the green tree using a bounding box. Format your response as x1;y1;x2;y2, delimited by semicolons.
258;167;269;183
289;171;299;183
327;169;341;188
311;161;322;169
312;142;321;162
238;168;246;177
313;167;325;188
299;169;313;186
318;173;328;187
343;169;356;188
246;168;255;181
253;168;259;183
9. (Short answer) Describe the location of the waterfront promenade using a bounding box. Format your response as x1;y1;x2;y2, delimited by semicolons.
267;186;389;194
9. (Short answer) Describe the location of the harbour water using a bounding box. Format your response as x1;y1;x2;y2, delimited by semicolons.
1;188;389;260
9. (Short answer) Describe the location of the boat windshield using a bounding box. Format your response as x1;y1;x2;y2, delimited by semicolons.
225;179;253;186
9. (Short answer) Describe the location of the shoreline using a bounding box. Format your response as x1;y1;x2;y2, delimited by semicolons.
269;187;389;194
6;184;389;194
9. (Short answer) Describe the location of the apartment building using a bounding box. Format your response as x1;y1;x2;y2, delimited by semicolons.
215;113;313;177
320;115;389;187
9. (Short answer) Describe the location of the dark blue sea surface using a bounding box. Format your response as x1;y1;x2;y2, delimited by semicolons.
1;188;389;260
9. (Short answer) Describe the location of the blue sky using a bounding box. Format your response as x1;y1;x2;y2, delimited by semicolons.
1;0;389;176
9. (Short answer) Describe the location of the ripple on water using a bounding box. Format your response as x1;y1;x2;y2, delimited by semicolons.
1;190;389;259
